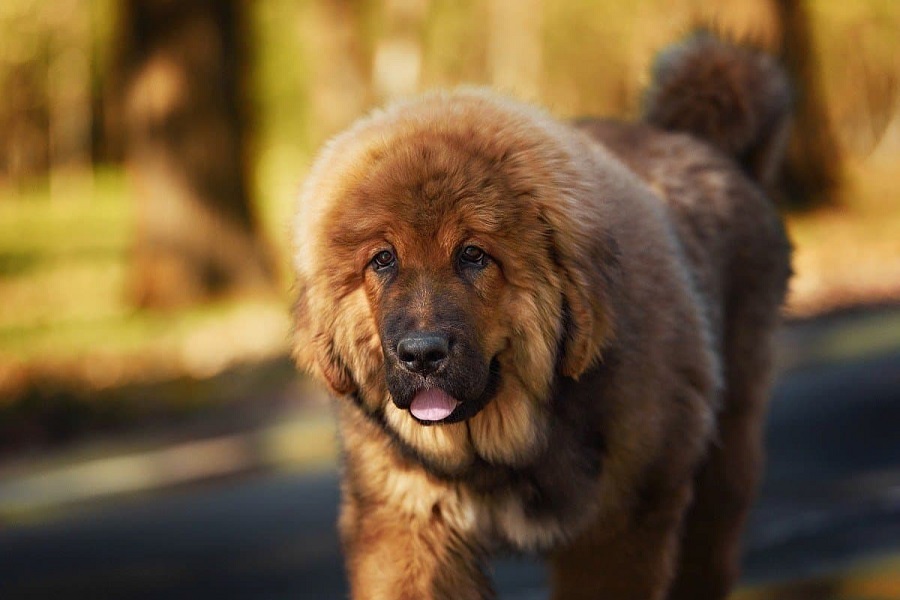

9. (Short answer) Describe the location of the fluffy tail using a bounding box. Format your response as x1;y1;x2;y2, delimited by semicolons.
643;32;792;186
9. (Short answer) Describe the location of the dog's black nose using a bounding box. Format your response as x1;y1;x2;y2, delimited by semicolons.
397;332;449;375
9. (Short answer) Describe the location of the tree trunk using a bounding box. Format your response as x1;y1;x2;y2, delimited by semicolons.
47;0;93;199
119;0;276;308
774;0;843;208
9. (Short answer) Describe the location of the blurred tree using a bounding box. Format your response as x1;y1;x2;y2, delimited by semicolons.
488;0;543;100
373;0;428;101
118;0;276;308
307;0;371;140
774;0;843;208
47;0;93;196
0;0;116;188
0;2;59;185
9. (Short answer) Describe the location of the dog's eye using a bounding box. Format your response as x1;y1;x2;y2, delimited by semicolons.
459;245;487;266
372;249;396;270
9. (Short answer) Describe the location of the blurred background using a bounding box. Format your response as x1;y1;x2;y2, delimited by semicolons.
0;1;899;599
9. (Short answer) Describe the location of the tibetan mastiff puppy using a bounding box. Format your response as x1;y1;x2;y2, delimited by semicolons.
292;34;792;600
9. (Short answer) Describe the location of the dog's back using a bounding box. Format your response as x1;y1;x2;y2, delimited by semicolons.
577;34;793;598
578;32;792;348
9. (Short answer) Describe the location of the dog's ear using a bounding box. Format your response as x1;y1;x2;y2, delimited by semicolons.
292;280;357;395
545;216;618;380
559;252;615;379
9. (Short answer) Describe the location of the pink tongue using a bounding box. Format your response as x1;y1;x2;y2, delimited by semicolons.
410;389;459;422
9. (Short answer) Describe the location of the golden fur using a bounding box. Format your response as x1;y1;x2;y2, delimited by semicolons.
292;34;792;600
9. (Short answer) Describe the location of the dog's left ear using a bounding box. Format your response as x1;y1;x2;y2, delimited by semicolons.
560;250;616;378
546;217;618;380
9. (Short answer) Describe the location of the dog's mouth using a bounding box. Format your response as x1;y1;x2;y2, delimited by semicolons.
409;388;460;422
397;356;501;426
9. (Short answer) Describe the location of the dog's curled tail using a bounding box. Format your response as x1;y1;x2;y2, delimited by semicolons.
643;33;792;187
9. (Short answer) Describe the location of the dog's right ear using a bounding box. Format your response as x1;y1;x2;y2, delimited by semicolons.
292;280;356;395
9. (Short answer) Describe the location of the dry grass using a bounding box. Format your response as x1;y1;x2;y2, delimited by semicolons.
785;158;900;316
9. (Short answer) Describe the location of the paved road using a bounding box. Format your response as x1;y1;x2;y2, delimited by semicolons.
1;350;899;599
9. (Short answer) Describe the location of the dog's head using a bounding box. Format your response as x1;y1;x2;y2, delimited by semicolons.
292;91;617;474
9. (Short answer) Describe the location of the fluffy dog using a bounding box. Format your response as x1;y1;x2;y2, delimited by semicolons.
291;33;792;600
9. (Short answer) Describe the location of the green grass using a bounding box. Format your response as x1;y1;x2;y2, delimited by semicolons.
0;171;131;359
0;169;290;369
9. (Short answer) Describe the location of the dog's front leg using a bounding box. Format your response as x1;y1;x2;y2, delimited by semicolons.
339;494;495;600
549;482;692;600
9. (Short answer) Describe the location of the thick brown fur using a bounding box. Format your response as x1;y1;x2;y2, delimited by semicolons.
292;34;791;600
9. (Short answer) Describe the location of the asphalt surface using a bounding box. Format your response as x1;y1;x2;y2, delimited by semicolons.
1;349;899;599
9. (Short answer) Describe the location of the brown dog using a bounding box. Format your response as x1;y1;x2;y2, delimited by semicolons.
292;33;792;600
